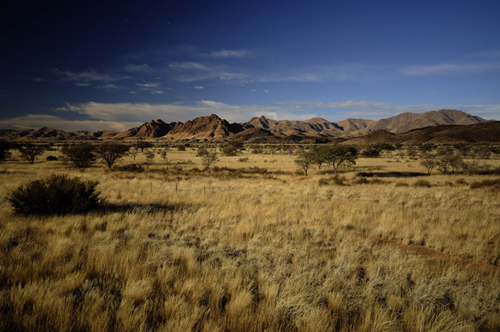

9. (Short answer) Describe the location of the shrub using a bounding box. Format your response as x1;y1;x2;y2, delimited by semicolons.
413;179;431;187
46;155;58;161
470;179;500;189
114;164;145;172
352;177;369;185
7;174;103;217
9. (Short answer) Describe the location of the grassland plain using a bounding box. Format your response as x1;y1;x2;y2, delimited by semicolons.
0;145;499;331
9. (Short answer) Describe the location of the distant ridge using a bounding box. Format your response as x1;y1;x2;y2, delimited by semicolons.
0;109;496;144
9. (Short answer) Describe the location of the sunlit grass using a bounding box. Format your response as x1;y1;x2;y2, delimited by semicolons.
1;144;499;331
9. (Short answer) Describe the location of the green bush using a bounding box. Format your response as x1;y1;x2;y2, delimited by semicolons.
7;175;103;217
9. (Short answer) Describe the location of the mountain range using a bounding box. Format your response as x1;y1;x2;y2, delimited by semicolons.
1;109;498;144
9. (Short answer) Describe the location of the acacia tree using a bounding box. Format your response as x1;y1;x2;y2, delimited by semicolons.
295;150;316;176
420;157;436;175
95;142;130;168
18;142;45;164
319;145;358;176
62;143;96;169
200;149;218;170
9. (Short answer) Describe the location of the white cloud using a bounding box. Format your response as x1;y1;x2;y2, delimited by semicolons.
135;82;163;94
5;99;498;133
136;82;161;88
168;62;212;71
401;63;500;76
49;68;129;87
124;64;155;74
53;101;307;126
194;86;204;89
201;49;252;58
0;114;140;132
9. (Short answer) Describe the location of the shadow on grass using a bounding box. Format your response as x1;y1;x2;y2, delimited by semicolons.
356;171;428;178
99;202;201;215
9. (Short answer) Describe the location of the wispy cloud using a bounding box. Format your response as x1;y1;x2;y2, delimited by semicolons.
124;64;155;74
49;68;129;87
135;81;163;94
194;86;204;89
167;61;249;82
400;63;500;76
166;61;379;84
200;49;252;58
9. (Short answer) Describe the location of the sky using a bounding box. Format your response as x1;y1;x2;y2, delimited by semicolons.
1;0;499;131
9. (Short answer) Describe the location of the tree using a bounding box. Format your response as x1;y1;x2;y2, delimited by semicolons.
129;147;139;161
419;143;435;155
0;139;13;161
319;145;358;176
159;148;168;162
361;147;380;158
61;143;96;169
95;142;130;168
420;158;436;175
201;149;218;170
295;150;315;176
313;149;327;170
18;142;45;164
136;141;153;152
145;151;155;163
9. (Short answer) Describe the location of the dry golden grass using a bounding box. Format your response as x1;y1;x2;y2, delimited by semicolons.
1;144;499;331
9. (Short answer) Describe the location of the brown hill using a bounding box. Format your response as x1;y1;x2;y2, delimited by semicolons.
162;114;246;141
362;109;487;135
116;119;175;139
0;109;494;143
343;121;500;145
344;130;402;145
229;128;278;142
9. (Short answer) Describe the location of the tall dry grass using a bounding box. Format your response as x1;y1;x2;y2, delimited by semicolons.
0;145;499;331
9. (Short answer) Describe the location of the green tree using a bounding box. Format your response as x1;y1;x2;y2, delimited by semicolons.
95;142;130;168
319;145;358;176
295;150;316;176
18;142;45;164
61;143;96;169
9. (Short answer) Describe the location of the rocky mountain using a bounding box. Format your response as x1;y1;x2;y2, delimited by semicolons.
115;119;176;139
344;121;500;145
0;109;494;143
161;114;247;141
245;109;488;137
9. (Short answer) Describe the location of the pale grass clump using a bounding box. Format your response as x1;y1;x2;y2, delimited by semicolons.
1;151;500;331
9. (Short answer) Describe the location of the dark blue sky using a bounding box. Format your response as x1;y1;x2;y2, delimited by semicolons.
1;0;499;131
